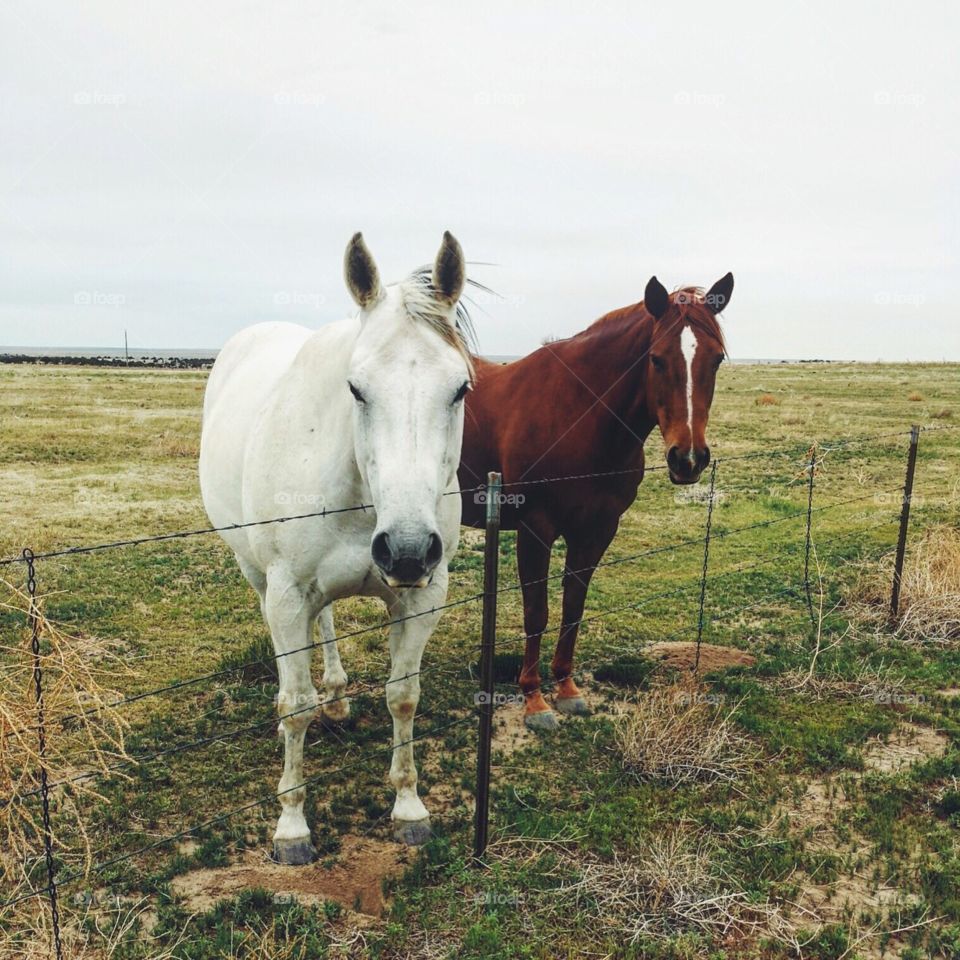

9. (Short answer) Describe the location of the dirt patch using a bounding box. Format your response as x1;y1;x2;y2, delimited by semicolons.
488;680;619;759
645;641;756;673
171;835;411;917
862;722;949;773
779;722;948;958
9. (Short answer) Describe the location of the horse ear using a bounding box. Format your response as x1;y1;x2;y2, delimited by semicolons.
344;232;382;308
644;276;670;320
432;231;465;306
705;272;734;314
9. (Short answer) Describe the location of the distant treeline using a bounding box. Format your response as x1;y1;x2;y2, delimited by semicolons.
0;354;215;369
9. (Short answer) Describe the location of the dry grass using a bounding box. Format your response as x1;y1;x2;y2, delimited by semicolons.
489;833;805;950
933;408;952;419
755;393;779;406
152;431;201;459
0;578;134;950
851;525;960;643
612;678;754;786
1;896;190;960
907;391;924;402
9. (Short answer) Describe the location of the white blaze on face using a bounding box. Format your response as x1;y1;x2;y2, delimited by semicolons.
680;326;699;448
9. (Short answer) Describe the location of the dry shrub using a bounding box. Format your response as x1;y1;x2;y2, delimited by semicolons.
489;833;803;950
932;408;952;419
755;393;779;406
612;679;753;786
907;391;924;402
0;579;133;925
851;525;960;643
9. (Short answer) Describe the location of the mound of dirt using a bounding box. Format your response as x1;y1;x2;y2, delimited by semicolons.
170;835;411;917
645;641;756;673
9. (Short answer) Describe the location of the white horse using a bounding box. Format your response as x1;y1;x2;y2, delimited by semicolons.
199;232;473;864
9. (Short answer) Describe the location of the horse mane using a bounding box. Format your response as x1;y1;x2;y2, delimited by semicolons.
400;267;482;377
585;286;727;354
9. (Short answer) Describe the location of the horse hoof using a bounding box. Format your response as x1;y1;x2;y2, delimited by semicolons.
272;837;317;865
555;696;591;717
393;817;432;846
322;698;350;723
524;710;559;732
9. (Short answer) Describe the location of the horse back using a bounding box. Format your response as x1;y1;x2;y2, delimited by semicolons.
459;352;649;532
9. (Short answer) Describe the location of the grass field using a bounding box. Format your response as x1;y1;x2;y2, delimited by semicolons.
1;360;959;959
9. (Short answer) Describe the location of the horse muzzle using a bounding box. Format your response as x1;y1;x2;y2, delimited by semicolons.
371;529;443;588
667;445;711;485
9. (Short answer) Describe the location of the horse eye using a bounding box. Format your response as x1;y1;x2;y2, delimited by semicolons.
348;382;366;403
651;356;665;372
714;356;725;371
452;381;470;405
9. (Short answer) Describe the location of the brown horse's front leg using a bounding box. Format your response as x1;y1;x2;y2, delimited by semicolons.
553;524;619;715
516;522;557;732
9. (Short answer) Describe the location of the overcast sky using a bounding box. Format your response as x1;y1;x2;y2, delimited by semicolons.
2;1;958;360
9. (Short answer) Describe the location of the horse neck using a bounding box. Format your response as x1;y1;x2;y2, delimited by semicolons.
559;306;657;440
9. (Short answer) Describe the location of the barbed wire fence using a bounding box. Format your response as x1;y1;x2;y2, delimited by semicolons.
1;423;954;957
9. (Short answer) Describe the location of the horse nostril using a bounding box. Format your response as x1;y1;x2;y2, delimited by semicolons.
700;446;711;470
425;532;443;568
667;446;681;471
371;531;393;571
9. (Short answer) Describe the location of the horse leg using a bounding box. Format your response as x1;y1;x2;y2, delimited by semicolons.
516;522;558;732
317;604;349;722
263;572;319;865
384;577;447;845
552;522;619;716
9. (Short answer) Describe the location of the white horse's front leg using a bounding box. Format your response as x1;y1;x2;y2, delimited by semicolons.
386;573;447;846
264;572;319;865
317;604;350;722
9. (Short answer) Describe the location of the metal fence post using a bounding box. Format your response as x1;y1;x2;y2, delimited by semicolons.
891;425;921;620
23;549;64;960
693;461;718;675
473;472;502;863
802;446;818;626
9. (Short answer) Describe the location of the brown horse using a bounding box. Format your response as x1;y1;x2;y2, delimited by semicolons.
459;274;733;730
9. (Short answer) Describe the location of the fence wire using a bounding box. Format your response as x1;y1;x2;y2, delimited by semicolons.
3;422;954;949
